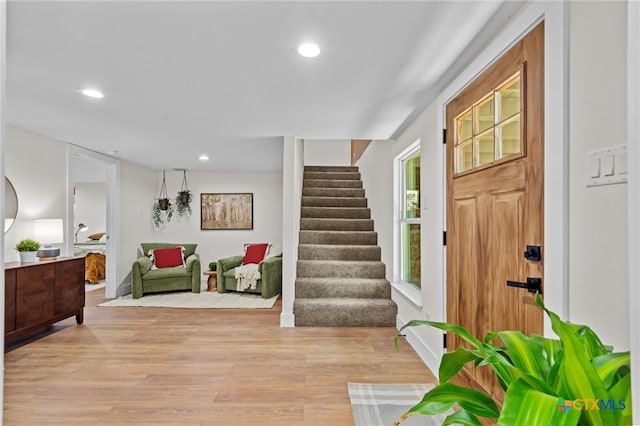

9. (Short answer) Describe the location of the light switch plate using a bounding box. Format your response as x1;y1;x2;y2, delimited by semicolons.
586;145;627;187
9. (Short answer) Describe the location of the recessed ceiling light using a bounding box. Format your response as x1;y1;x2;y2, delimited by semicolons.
298;42;320;58
82;88;104;99
198;154;209;161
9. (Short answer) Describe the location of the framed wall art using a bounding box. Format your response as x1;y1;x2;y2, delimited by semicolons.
201;193;253;230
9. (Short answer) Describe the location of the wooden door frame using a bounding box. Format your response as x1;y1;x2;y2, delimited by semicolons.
435;2;569;340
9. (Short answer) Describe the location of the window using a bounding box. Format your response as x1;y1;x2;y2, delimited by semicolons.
399;147;421;288
454;72;522;174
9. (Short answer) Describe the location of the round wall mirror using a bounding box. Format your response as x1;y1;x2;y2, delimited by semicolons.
5;177;18;233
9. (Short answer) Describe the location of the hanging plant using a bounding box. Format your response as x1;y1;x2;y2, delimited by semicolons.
175;170;193;218
152;171;174;228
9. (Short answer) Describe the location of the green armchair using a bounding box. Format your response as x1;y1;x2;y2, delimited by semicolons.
217;254;282;299
131;243;201;299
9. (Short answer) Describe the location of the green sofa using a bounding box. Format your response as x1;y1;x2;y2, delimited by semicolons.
217;255;282;299
131;243;201;299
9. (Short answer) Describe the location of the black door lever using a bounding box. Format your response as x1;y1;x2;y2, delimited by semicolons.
506;277;542;294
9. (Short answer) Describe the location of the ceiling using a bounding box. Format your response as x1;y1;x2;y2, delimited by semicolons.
6;1;524;172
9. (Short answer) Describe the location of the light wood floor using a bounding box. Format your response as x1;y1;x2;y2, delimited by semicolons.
4;288;436;425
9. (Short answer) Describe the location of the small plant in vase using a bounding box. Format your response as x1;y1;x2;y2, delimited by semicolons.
15;239;41;263
208;261;217;271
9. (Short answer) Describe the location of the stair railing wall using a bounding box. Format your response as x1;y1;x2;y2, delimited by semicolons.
280;136;304;327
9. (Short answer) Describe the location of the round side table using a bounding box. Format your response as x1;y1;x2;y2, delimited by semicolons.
203;271;217;292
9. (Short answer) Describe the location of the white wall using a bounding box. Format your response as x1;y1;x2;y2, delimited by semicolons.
358;101;444;371
5;125;67;262
627;0;640;419
74;183;106;241
117;160;157;294
303;139;350;166
147;169;283;277
569;1;629;350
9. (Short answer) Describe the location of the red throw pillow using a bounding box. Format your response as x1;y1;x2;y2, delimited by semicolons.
152;247;185;268
243;243;269;265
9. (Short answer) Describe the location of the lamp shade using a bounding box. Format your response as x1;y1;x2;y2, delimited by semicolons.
33;219;64;245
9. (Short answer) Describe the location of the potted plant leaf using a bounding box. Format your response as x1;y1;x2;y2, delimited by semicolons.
208;261;217;271
175;170;192;218
394;294;632;426
15;239;41;263
152;171;174;228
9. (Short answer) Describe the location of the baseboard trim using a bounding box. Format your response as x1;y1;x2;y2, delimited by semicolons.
396;313;441;377
280;312;295;328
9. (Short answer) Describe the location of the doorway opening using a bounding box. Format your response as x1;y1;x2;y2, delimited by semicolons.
67;145;120;299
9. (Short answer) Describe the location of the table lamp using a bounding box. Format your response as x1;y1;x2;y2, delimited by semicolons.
75;223;88;242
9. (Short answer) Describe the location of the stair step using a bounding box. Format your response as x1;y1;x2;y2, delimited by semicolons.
298;244;381;261
302;196;367;208
302;188;365;198
301;207;370;219
303;171;361;181
299;230;378;245
305;166;359;173
297;260;385;278
300;218;373;231
294;298;397;327
303;179;363;189
295;278;390;299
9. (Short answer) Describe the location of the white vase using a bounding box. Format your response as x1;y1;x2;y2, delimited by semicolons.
19;251;37;263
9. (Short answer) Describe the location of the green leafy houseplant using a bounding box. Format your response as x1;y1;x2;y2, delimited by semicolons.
15;239;40;252
152;198;174;228
175;190;193;218
208;261;217;271
394;294;632;426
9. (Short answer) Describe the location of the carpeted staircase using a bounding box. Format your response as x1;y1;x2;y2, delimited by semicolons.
293;165;397;327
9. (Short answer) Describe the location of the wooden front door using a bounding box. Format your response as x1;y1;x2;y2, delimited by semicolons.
445;22;544;400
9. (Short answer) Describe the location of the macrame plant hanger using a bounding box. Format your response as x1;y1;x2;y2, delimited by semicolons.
158;170;169;210
179;170;189;203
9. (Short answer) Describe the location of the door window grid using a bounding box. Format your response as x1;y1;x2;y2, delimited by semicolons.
454;72;522;173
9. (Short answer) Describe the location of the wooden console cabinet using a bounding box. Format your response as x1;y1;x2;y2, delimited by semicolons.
5;257;85;344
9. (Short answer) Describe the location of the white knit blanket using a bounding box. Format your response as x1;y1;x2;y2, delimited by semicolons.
234;263;261;291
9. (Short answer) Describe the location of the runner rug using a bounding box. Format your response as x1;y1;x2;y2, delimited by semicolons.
348;382;451;426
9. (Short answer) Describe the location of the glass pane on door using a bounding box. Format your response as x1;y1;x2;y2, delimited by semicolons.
497;116;521;159
497;75;521;122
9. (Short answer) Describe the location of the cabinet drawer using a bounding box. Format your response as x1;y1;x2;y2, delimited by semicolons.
54;258;85;316
16;264;55;329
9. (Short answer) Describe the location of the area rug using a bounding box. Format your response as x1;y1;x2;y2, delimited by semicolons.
98;291;278;309
348;383;451;426
85;282;106;293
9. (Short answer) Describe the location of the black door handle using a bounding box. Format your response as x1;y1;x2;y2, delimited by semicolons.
506;277;542;294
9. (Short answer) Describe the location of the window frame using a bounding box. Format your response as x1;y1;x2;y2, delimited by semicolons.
398;142;421;290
